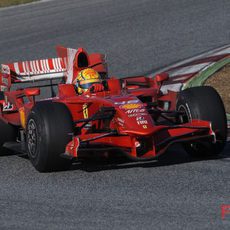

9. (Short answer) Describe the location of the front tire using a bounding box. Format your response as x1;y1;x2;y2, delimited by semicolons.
177;86;227;157
26;102;74;172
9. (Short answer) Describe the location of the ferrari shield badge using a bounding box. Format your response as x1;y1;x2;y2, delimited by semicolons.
83;103;88;119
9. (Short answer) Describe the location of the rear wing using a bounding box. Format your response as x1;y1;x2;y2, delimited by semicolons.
0;46;107;91
0;58;66;90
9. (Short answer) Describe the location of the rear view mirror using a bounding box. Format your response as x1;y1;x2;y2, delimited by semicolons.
155;73;169;83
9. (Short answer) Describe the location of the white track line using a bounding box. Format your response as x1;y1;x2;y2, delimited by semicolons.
149;44;230;76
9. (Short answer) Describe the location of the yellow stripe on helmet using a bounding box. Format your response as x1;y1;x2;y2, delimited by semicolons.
79;79;101;85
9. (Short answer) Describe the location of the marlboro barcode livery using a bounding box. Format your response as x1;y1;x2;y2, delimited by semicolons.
0;46;227;172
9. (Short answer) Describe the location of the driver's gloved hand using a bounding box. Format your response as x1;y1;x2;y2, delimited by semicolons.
89;83;104;93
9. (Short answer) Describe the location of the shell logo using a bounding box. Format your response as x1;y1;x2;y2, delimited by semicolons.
19;107;26;129
122;104;141;110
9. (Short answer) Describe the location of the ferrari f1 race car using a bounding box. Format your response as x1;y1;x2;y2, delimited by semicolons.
0;46;227;172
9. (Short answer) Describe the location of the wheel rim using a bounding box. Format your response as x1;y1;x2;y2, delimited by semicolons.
178;104;206;153
178;104;190;123
27;119;38;158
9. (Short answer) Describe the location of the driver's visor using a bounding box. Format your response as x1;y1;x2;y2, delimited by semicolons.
78;79;101;89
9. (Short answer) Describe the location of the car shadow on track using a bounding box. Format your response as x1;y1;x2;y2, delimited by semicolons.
69;143;230;173
0;147;26;157
1;143;229;173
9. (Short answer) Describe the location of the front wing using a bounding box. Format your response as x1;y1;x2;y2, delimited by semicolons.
64;120;215;160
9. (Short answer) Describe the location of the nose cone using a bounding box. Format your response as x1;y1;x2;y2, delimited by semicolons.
115;101;155;136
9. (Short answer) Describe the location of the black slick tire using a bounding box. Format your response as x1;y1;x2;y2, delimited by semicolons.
26;102;74;172
176;86;227;157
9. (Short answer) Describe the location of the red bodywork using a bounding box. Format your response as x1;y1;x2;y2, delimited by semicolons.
0;46;215;161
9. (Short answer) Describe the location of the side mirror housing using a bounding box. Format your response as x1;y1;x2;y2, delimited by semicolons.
155;73;169;83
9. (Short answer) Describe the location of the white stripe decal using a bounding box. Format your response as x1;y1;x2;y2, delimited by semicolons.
45;59;50;72
26;61;30;75
59;58;65;70
30;61;35;73
14;62;20;75
42;60;47;72
33;61;37;72
57;58;62;71
30;61;34;72
54;58;59;70
22;62;27;74
36;60;40;73
52;58;57;70
40;60;45;73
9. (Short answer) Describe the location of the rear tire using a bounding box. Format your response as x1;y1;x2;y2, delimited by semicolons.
177;86;227;157
26;102;74;172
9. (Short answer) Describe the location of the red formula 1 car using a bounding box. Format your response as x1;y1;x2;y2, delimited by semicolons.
0;46;227;172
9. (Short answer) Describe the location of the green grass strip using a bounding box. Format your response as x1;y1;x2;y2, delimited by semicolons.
183;57;230;89
0;0;37;8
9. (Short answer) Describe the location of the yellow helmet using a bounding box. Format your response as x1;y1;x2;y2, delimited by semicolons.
74;68;101;94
